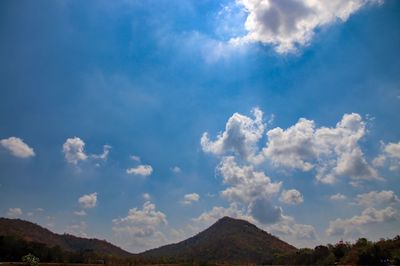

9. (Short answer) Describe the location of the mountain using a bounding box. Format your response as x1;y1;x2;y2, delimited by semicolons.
141;216;297;264
0;217;131;257
0;216;297;264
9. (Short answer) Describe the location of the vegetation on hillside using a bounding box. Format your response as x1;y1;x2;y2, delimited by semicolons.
1;233;400;265
1;217;399;265
0;218;131;257
273;236;400;265
141;216;296;264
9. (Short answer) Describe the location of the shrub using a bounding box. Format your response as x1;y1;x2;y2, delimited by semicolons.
22;253;40;266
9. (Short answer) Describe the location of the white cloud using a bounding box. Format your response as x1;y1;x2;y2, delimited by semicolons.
63;137;88;164
280;189;304;205
0;137;35;158
201;107;265;162
92;144;111;160
326;207;397;236
63;137;110;165
78;192;97;209
217;156;282;204
263;118;316;171
231;0;383;53
263;113;381;184
126;165;153;176
112;201;167;252
385;142;400;159
333;149;380;183
182;193;200;205
171;166;181;174
374;141;400;171
330;193;347;201
202;109;379;185
142;193;151;201
7;208;22;218
74;210;87;216
130;155;141;162
354;190;400;207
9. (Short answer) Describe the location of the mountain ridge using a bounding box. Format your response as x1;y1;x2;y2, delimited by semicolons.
0;217;132;257
0;216;297;263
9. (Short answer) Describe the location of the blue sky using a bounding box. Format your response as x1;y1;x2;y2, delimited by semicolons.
0;0;399;253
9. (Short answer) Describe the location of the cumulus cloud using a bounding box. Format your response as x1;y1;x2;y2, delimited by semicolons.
182;193;200;205
374;141;400;171
384;142;400;159
0;137;35;158
326;207;397;236
263;118;316;171
6;208;22;218
112;201;167;252
354;190;400;207
63;137;88;164
249;198;283;224
231;0;383;53
201;107;265;162
126;165;153;176
202;109;379;186
330;193;347;201
78;192;97;209
263;113;381;184
217;156;282;204
63;137;110;165
280;189;304;205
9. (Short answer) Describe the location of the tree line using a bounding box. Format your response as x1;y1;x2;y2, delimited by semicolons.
271;236;400;265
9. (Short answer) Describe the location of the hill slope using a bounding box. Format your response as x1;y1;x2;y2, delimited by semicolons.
0;217;131;257
141;216;297;264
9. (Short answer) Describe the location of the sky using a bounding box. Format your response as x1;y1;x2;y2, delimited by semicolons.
0;0;399;253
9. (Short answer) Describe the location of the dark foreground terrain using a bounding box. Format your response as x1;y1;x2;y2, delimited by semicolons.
1;217;400;265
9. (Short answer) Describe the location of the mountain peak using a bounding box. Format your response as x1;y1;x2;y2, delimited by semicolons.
142;216;296;264
216;216;243;223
